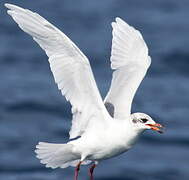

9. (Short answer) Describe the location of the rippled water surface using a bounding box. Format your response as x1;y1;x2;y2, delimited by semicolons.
0;0;189;179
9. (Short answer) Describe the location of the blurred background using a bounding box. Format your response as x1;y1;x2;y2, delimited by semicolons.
0;0;189;179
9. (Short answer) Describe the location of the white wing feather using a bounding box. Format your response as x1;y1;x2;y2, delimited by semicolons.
5;3;110;138
105;17;151;119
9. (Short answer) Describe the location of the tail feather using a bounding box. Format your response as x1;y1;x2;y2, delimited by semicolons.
35;142;79;169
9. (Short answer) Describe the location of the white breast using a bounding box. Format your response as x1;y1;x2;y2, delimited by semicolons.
70;120;140;161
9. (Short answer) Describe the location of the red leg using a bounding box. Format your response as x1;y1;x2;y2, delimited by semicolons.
74;161;82;180
89;163;96;180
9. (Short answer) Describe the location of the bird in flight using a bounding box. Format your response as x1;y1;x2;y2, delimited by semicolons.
5;3;163;180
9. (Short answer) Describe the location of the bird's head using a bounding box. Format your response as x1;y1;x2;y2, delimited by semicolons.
131;112;163;133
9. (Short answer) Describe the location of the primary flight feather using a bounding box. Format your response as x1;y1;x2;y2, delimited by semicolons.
5;3;163;180
104;17;151;119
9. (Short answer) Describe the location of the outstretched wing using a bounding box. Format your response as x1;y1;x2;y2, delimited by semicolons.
104;18;151;119
6;3;110;138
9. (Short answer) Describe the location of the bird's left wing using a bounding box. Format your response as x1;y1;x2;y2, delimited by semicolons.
104;18;151;119
5;4;111;138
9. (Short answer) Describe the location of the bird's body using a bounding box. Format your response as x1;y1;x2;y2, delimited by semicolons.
69;118;139;161
5;3;163;179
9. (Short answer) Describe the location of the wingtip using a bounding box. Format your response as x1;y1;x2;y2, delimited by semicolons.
4;3;9;8
4;3;14;9
115;17;122;22
112;17;124;29
115;17;128;27
111;22;116;28
7;10;13;16
4;3;25;12
115;17;133;30
5;3;14;16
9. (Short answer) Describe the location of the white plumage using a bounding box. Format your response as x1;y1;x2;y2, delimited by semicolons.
104;18;151;119
5;3;163;179
5;3;110;140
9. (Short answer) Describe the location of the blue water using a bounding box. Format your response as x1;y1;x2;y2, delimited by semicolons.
0;0;189;179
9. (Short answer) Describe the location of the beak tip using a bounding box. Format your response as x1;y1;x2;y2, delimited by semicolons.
146;123;164;134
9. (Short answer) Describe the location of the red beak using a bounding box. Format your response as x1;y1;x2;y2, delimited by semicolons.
146;123;164;133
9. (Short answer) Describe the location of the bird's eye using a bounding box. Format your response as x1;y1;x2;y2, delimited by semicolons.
141;118;148;123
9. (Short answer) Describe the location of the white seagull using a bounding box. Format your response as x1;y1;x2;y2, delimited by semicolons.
5;3;163;180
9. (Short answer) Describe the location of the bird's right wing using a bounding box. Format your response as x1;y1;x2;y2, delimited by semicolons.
104;18;151;119
5;3;111;139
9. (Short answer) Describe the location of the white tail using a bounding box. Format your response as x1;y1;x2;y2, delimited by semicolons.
35;142;80;169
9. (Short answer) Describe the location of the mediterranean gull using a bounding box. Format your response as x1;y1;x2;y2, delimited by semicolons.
5;3;163;180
